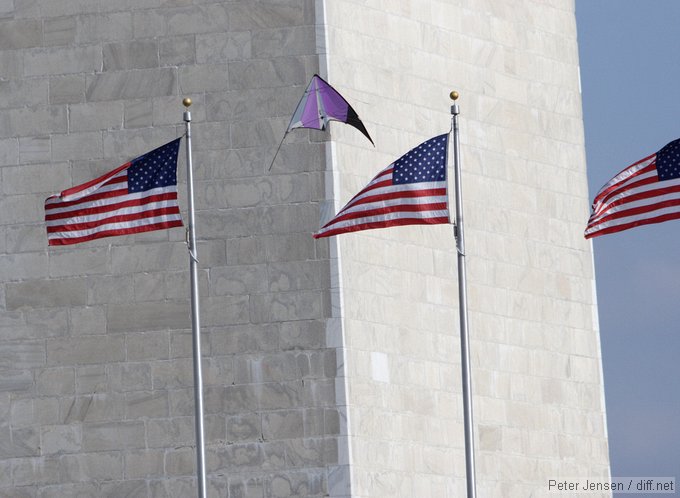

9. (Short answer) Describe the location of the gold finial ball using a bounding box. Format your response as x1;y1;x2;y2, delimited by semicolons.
450;91;459;101
183;97;192;107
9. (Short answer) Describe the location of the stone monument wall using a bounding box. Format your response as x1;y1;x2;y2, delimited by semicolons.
0;0;608;497
322;0;609;496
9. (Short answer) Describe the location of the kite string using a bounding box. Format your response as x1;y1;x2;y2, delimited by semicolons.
267;132;288;171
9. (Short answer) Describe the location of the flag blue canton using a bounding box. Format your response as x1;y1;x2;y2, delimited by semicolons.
392;134;447;185
656;138;680;181
128;139;181;193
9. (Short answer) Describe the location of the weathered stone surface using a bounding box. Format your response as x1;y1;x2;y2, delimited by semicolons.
43;16;77;46
35;367;75;396
81;421;146;452
178;63;230;94
25;46;101;76
0;79;48;109
124;449;164;479
58;451;124;483
0;427;40;458
49;75;86;104
0;370;33;393
86;68;177;101
103;40;159;71
125;391;170;419
0;342;44;370
146;416;194;448
18;136;50;164
0;1;607;497
41;424;81;455
0;106;67;138
6;278;87;310
106;301;191;332
0;19;42;49
196;31;252;64
46;336;125;366
160;35;195;66
69;102;124;132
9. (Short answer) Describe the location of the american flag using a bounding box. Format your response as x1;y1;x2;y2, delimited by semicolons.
585;138;680;239
45;138;184;246
314;134;450;238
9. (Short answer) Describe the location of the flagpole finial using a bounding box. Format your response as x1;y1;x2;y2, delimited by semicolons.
450;91;460;116
183;97;192;108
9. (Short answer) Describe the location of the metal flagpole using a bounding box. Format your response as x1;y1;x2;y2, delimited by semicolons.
183;97;207;498
450;91;477;498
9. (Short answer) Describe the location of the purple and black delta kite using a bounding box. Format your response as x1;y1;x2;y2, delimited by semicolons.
288;74;374;145
270;74;374;169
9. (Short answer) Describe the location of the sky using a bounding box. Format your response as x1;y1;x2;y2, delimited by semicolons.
575;0;680;483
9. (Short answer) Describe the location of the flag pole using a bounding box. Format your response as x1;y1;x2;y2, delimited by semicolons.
183;97;208;498
450;91;477;498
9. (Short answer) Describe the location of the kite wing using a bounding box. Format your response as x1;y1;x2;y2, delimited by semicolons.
287;74;374;145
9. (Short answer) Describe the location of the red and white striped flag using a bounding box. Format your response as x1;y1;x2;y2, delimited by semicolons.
585;138;680;238
45;138;184;246
314;134;450;238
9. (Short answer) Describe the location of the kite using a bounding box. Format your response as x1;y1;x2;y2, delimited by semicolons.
269;74;374;169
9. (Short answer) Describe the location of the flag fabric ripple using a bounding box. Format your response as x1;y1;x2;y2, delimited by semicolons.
585;138;680;239
314;134;450;238
45;138;184;246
